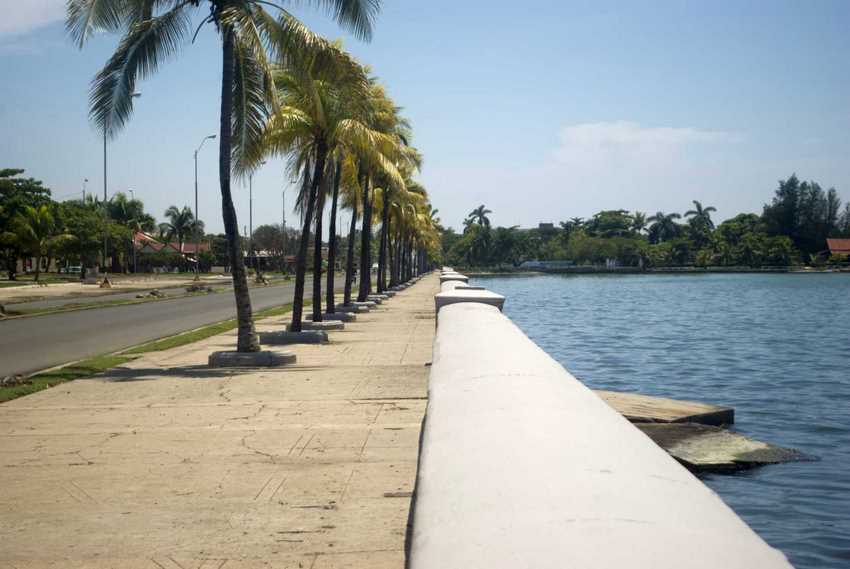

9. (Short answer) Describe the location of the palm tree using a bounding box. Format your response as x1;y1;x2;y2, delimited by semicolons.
684;200;717;230
632;211;648;234
13;205;75;282
162;205;200;256
68;0;379;352
467;205;492;227
647;211;682;244
259;49;398;328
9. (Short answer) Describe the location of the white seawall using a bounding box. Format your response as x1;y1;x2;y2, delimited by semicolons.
408;272;792;568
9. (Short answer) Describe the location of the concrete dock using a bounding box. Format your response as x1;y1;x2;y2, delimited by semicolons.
0;276;438;568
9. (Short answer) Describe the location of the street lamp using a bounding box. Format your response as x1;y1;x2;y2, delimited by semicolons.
193;133;216;280
102;91;141;277
248;161;266;273
128;188;138;273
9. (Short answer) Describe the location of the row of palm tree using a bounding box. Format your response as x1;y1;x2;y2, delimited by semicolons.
71;0;440;353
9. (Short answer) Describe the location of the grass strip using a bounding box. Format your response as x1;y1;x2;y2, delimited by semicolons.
0;355;134;403
122;303;296;355
1;300;302;403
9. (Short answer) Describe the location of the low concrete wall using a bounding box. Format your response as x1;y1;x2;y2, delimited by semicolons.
410;290;792;568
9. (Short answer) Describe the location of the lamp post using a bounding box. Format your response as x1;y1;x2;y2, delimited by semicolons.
193;133;216;280
102;91;141;277
281;186;286;272
248;161;266;274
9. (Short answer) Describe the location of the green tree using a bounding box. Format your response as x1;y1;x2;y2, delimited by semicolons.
13;205;75;282
69;0;378;352
647;211;682;244
161;206;200;256
467;205;492;228
0;169;52;279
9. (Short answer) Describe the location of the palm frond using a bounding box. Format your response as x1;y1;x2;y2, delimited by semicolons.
89;3;190;138
231;30;272;177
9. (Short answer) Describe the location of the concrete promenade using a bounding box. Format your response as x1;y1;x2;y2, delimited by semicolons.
0;275;437;568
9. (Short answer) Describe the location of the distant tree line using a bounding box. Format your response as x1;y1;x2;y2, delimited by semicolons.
0;168;318;280
444;175;850;269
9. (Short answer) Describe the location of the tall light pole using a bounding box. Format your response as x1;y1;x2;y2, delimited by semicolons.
281;186;286;272
102;91;141;276
248;161;266;273
193;133;216;280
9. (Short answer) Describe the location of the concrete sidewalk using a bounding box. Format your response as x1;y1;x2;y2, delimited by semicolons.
0;276;437;568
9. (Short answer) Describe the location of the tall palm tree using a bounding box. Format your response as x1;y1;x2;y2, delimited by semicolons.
647;211;682;244
13;205;75;282
259;49;398;328
684;200;717;230
467;205;492;227
68;0;379;352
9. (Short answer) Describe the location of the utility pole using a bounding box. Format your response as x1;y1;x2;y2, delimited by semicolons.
282;187;286;272
248;161;266;274
193;134;216;280
102;91;141;279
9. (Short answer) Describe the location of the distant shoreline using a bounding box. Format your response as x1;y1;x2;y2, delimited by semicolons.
464;266;850;277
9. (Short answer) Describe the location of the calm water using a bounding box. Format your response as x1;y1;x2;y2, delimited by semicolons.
473;273;850;569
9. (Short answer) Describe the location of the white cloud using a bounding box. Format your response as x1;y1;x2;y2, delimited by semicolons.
0;0;66;37
553;120;733;167
431;121;752;230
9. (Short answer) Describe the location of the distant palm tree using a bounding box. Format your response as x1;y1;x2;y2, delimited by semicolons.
13;205;75;282
467;205;492;227
632;211;647;234
68;0;379;352
647;211;682;244
162;206;198;254
685;200;717;230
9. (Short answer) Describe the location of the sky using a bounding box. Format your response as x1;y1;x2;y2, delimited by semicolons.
1;0;849;234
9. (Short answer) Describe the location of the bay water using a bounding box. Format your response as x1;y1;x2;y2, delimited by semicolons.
473;273;850;568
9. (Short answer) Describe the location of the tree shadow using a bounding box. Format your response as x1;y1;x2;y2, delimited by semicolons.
101;364;238;382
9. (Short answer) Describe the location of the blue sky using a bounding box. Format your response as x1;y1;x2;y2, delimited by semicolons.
1;1;849;233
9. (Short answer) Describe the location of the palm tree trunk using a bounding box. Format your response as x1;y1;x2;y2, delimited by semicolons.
343;206;357;306
34;253;42;283
388;233;396;287
325;159;341;313
291;146;326;332
219;28;258;352
356;175;373;302
377;190;390;293
311;168;327;322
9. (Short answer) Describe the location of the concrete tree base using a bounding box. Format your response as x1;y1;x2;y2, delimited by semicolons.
306;312;357;322
382;291;396;297
208;350;296;368
351;301;376;308
260;330;328;345
367;295;388;303
286;321;344;331
336;304;369;313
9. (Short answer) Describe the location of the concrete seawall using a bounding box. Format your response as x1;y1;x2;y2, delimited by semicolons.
408;269;792;568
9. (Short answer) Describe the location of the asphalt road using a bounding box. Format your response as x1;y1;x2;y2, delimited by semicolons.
0;279;331;378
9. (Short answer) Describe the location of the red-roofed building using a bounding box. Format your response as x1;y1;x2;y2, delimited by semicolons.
827;238;850;256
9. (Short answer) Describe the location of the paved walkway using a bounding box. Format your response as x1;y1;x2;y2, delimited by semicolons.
0;275;437;568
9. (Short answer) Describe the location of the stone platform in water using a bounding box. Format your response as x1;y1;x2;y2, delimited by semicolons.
594;389;734;426
595;389;801;473
636;423;803;473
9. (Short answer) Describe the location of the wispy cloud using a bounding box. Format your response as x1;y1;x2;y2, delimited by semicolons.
436;121;751;229
0;0;66;38
553;120;736;166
